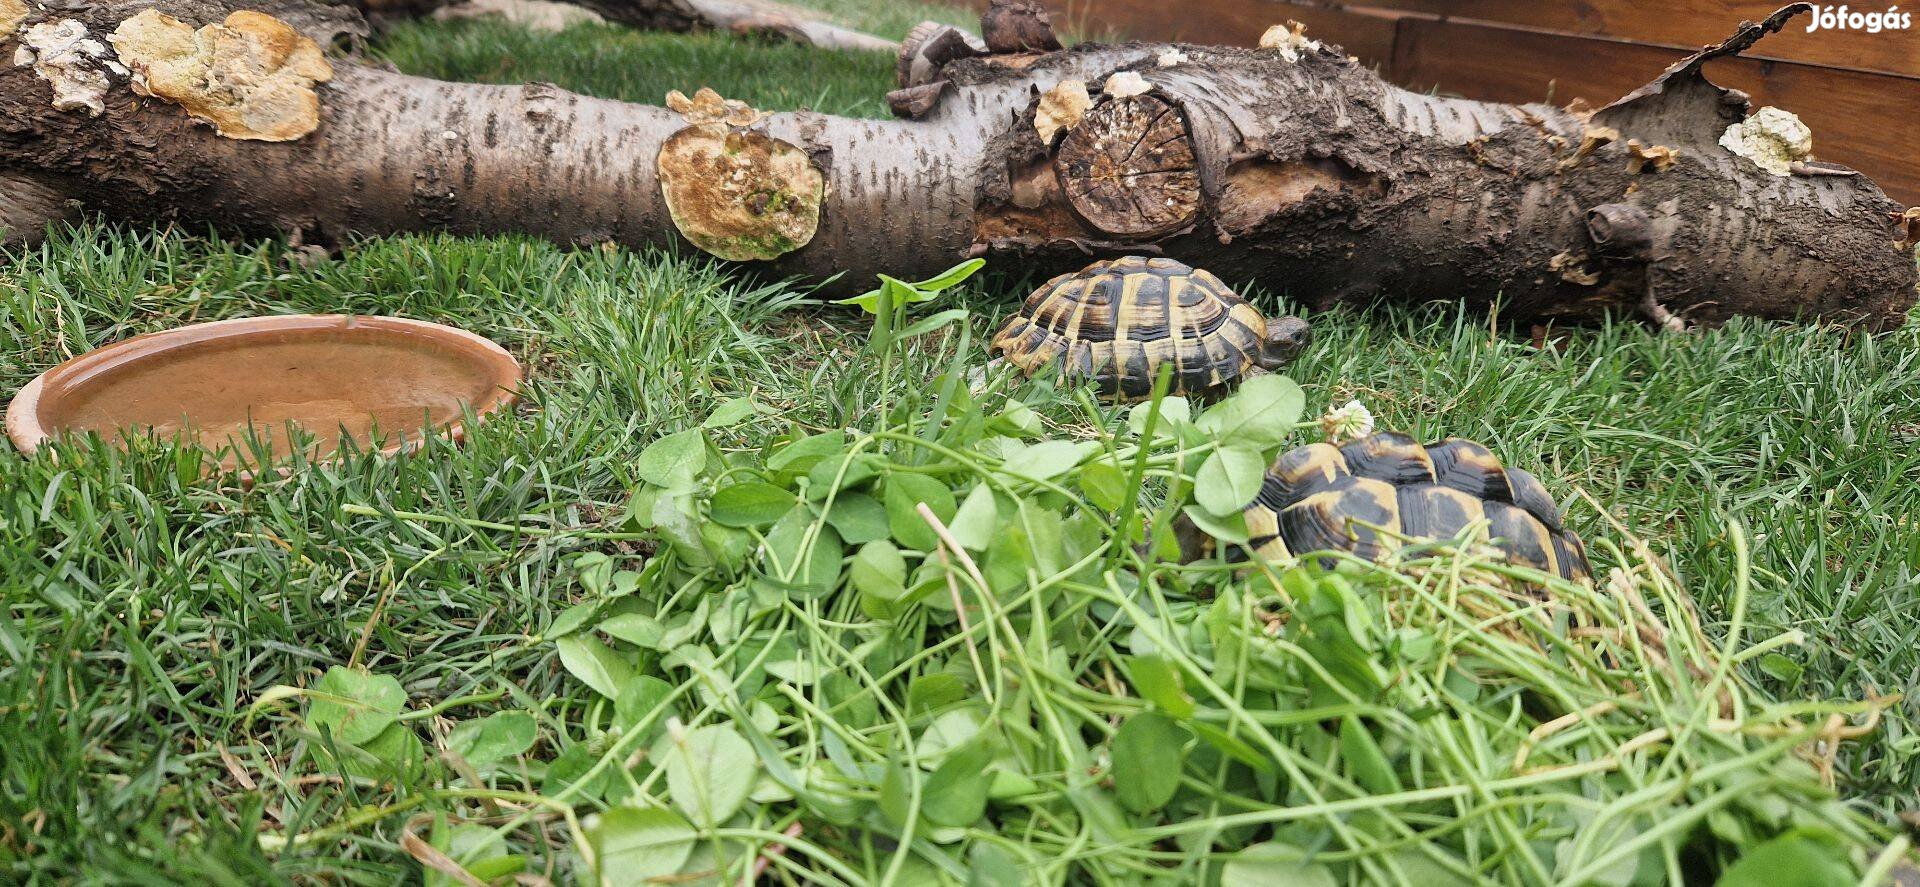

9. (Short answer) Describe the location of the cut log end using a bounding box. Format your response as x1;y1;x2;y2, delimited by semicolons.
896;21;983;89
886;81;947;119
897;20;942;86
1053;93;1200;239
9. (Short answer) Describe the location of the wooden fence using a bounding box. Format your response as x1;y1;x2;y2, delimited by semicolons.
1020;1;1920;205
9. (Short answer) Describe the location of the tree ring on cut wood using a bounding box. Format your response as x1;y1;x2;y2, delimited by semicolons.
1052;93;1200;239
657;122;824;262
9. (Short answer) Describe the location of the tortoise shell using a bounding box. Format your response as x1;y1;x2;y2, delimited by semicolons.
990;256;1270;398
1244;432;1591;581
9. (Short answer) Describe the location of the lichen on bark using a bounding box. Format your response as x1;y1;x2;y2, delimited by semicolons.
108;9;333;142
657;88;824;262
16;19;128;117
1718;106;1813;176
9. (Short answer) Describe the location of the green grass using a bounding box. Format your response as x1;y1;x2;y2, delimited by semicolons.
2;15;1918;883
778;0;976;41
379;19;900;116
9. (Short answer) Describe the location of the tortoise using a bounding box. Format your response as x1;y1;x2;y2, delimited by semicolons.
1243;432;1591;581
988;256;1310;399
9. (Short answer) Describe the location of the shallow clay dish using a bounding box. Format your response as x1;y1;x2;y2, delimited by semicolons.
5;315;521;470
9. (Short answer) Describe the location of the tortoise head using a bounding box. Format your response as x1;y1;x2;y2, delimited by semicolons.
1258;316;1312;370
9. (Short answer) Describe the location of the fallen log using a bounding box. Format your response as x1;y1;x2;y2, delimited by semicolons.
350;0;896;51
0;170;72;240
0;1;1912;329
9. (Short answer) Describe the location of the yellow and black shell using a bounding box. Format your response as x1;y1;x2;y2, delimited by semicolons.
990;256;1269;398
1243;432;1591;581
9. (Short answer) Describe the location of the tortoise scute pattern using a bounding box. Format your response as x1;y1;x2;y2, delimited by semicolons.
1244;432;1592;581
991;256;1268;398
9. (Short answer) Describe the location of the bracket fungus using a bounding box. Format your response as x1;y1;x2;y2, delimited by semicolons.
1625;139;1679;174
657;87;824;262
1258;21;1321;62
1101;71;1150;99
1;0;26;40
1548;250;1602;286
1554;124;1621;172
108;10;333;142
1032;79;1088;144
1895;207;1920;248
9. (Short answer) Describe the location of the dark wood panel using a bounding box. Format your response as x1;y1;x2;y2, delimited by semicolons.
1333;0;1920;76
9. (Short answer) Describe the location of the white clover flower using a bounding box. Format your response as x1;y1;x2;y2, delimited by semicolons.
1321;399;1375;444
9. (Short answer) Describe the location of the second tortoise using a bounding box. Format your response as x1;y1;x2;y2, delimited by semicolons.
989;256;1309;399
1246;432;1592;582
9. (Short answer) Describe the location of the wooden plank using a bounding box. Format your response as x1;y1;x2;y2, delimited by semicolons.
1328;1;1920;76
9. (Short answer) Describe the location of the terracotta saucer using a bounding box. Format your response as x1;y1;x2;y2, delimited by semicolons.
5;314;522;471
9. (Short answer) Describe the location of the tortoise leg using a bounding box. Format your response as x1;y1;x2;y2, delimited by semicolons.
1158;511;1217;563
1191;365;1264;405
967;357;1007;393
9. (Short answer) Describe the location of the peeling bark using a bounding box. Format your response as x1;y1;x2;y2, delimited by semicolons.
0;1;1912;331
